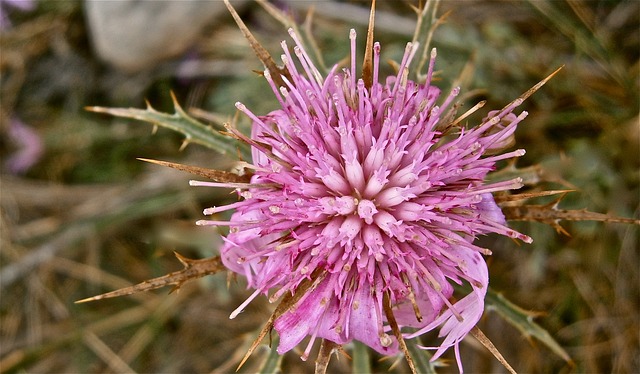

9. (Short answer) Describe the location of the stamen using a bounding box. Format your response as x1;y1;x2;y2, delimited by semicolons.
424;48;437;89
287;28;324;86
349;29;357;97
189;180;275;189
229;289;262;319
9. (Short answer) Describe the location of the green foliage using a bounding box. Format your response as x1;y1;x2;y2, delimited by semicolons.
486;288;572;364
87;95;251;160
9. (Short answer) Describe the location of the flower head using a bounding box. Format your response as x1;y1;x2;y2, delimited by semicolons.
195;28;532;369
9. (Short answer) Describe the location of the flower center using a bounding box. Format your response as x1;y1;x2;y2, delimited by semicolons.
356;199;377;224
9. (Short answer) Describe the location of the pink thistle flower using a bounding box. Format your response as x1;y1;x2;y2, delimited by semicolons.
193;28;533;370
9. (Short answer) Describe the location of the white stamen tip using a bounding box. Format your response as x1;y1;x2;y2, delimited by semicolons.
430;48;437;58
349;28;356;39
235;102;245;110
514;177;524;188
380;334;393;347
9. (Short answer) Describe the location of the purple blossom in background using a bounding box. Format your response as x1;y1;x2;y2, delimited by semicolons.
0;0;34;30
194;29;532;371
5;117;43;174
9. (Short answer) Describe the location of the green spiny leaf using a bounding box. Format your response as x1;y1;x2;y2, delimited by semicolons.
409;0;446;83
405;336;437;374
87;93;251;160
351;341;372;374
258;335;283;374
485;288;573;365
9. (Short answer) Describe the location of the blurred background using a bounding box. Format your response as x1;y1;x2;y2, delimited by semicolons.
1;0;638;372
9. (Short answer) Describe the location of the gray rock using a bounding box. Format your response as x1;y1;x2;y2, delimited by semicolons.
84;0;241;72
